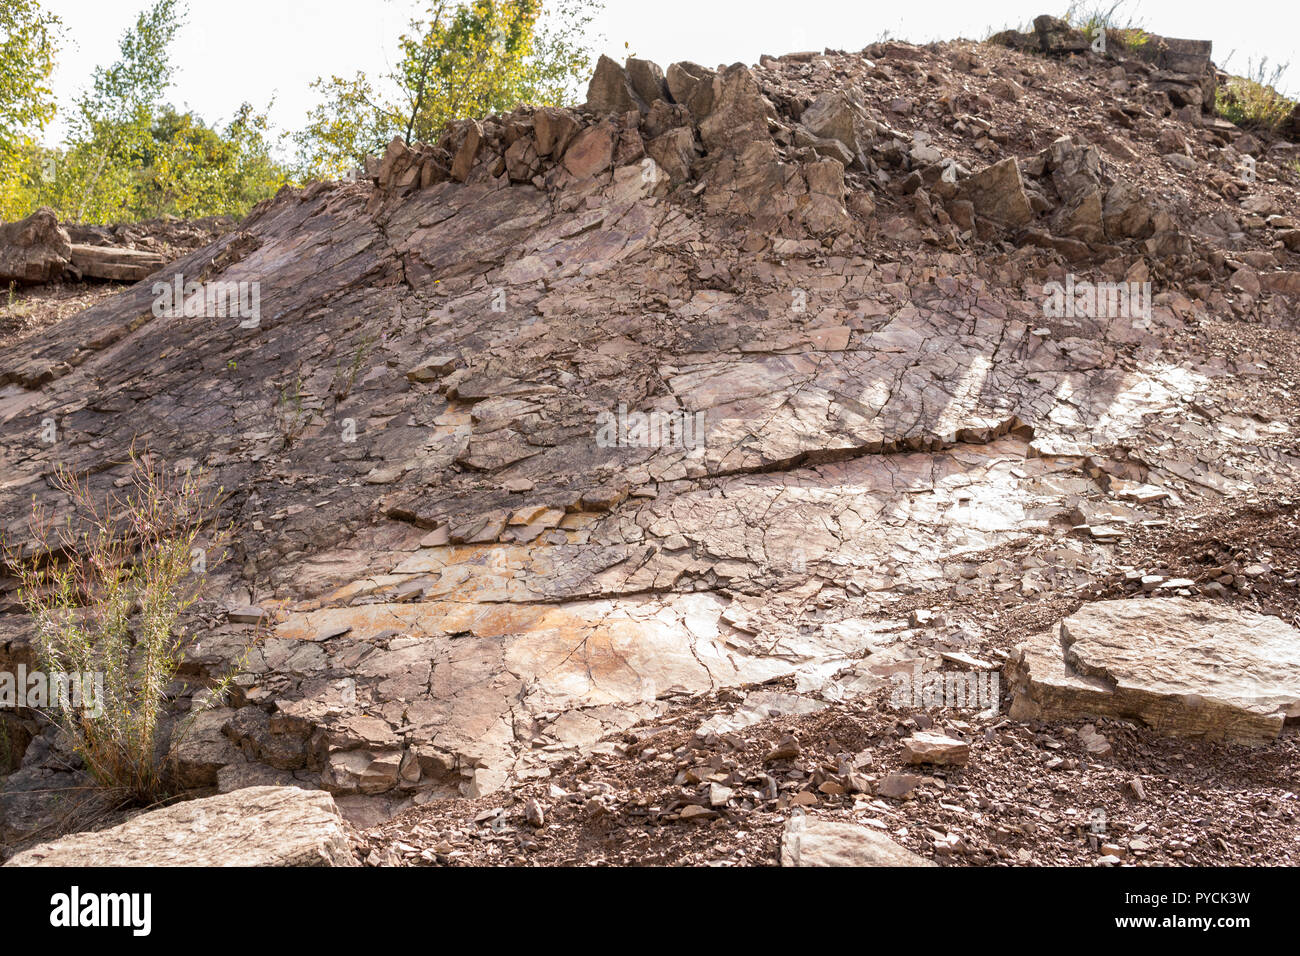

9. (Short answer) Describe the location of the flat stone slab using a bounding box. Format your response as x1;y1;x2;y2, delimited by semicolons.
5;786;358;867
1008;598;1300;744
780;814;935;866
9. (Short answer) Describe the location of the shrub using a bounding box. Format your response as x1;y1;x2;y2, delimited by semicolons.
3;448;244;804
275;371;313;450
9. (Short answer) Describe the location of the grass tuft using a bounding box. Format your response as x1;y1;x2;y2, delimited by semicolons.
1217;58;1295;133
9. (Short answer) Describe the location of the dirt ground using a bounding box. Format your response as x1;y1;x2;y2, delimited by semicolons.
357;674;1299;867
0;282;125;351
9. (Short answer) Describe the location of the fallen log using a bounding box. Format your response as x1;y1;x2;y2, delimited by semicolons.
67;243;169;281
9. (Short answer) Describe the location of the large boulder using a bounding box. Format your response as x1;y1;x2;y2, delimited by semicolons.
1034;15;1090;55
625;58;669;108
1149;75;1206;110
1;765;116;849
666;61;717;119
533;107;580;158
66;243;168;281
961;157;1035;227
449;121;485;182
0;714;33;775
1102;179;1155;239
799;90;860;159
699;64;773;153
170;707;242;788
1008;599;1300;745
798;157;852;235
562;123;616;179
585;54;645;114
1131;35;1213;75
0;207;72;283
5;786;359;866
1043;136;1102;205
781;814;936;866
1278;102;1300;143
504;134;542;182
643;99;692;139
1039;137;1106;242
646;126;697;184
1261;271;1300;295
987;29;1040;52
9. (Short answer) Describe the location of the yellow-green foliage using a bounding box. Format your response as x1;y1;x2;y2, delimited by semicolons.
3;1;291;225
0;0;60;220
296;0;602;179
6;0;600;222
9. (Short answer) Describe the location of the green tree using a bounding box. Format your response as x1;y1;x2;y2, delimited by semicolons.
296;0;601;179
136;103;289;219
0;0;61;220
55;0;184;222
514;0;603;105
24;0;292;224
295;71;393;182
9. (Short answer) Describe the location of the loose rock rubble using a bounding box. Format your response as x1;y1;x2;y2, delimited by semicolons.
2;19;1299;865
348;676;1299;867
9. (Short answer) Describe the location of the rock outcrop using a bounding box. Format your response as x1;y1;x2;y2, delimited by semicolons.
0;208;227;285
1033;15;1091;56
0;208;72;283
3;26;1300;862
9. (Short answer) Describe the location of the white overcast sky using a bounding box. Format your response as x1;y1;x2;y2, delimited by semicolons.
37;0;1300;150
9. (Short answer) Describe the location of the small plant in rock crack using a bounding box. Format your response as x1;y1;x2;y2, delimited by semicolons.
275;372;313;449
3;281;31;319
2;448;253;804
331;330;380;404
